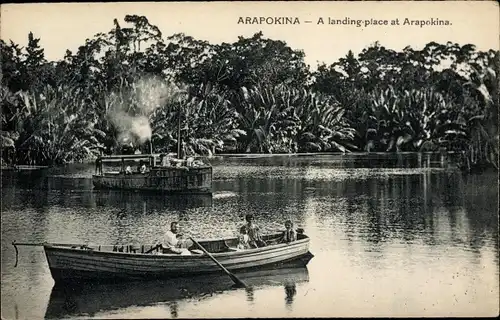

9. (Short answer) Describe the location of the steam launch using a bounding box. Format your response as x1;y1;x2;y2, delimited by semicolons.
92;152;213;194
92;78;213;194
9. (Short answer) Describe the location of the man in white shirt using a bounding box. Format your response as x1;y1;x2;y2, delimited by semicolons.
162;221;194;254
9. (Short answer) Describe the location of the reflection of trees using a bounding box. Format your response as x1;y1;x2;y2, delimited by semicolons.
2;187;51;284
310;166;496;259
462;173;499;257
1;170;48;189
1;187;49;210
218;170;310;229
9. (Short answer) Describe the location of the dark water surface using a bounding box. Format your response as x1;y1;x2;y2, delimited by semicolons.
1;153;498;318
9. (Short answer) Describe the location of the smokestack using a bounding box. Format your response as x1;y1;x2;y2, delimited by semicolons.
177;103;182;159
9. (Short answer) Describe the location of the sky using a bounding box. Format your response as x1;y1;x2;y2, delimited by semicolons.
1;1;499;68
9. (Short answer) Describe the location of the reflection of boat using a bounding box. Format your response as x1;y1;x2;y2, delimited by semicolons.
92;154;212;194
44;265;309;319
43;232;313;284
94;190;213;211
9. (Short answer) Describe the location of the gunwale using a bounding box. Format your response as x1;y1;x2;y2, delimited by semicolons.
44;233;310;259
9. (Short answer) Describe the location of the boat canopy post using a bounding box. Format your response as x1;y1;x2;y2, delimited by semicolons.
95;157;103;175
121;158;125;174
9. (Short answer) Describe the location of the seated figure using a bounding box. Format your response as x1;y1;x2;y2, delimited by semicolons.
280;220;297;244
161;221;194;254
240;214;267;248
237;226;251;250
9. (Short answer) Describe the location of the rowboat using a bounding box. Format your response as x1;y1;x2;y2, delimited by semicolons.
92;153;212;194
35;231;313;284
45;265;309;319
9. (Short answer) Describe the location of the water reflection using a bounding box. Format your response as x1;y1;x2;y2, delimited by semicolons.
2;154;498;318
94;190;213;212
169;302;179;319
0;168;49;189
284;282;297;308
44;266;309;319
1;187;213;214
245;287;255;303
215;152;456;169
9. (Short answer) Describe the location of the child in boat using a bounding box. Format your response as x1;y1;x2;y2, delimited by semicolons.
240;214;267;248
280;220;297;243
237;226;250;250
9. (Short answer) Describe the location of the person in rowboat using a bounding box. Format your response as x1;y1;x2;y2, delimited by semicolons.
161;221;194;254
240;214;266;248
237;225;251;250
280;220;297;244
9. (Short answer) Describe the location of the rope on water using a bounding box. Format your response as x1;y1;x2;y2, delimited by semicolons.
13;242;19;268
12;241;46;268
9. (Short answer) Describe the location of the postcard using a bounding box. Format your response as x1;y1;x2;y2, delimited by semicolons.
1;1;498;319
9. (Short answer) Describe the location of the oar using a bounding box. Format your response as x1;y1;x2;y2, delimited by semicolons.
189;237;247;288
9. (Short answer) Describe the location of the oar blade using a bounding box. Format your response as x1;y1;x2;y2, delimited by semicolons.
230;273;247;288
189;236;247;288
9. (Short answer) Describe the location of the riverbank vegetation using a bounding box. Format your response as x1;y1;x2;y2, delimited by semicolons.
1;15;498;172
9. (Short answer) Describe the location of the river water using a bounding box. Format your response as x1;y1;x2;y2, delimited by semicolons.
1;153;498;319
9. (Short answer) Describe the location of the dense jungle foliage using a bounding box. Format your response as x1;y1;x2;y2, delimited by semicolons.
1;15;498;172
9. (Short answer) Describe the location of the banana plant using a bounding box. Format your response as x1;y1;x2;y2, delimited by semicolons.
233;85;279;153
460;51;499;171
9;84;105;165
233;84;356;153
152;82;245;156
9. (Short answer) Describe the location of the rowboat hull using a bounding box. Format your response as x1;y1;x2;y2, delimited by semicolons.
44;235;313;284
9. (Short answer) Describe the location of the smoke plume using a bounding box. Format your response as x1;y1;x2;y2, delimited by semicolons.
106;76;185;150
